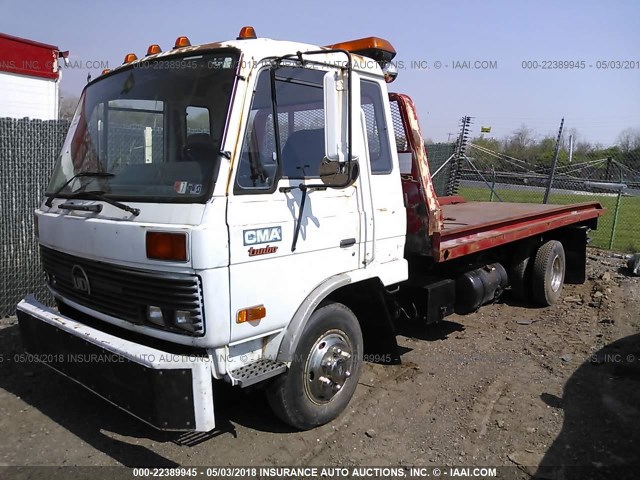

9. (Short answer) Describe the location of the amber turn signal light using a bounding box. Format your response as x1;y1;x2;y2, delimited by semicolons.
174;36;191;48
146;232;187;262
237;305;266;323
237;26;257;40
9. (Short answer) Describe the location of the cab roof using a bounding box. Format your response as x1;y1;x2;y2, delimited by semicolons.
102;29;396;80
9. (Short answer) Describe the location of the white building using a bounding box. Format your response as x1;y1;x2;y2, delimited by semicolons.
0;32;67;120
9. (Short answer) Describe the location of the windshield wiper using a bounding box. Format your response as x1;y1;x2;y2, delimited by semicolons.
65;190;140;216
45;172;115;207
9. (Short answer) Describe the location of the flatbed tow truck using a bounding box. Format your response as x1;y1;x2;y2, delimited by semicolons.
17;27;604;431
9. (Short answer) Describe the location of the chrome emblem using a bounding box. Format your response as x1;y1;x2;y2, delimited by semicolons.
71;265;90;294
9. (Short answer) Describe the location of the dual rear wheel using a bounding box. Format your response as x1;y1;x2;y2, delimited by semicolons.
509;239;566;306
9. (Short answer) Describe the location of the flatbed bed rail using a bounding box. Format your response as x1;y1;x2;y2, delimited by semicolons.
432;199;605;262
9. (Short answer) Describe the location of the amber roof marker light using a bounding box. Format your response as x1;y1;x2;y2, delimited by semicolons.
174;36;191;48
123;53;138;64
237;26;257;40
146;44;162;56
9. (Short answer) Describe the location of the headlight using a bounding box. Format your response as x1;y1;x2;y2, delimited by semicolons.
145;306;201;334
146;305;165;326
174;310;196;332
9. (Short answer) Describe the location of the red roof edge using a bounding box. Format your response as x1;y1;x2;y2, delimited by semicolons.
0;32;59;51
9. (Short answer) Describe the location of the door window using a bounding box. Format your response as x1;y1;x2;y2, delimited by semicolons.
361;81;393;174
236;67;327;191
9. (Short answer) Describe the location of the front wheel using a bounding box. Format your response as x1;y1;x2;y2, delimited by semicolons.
267;302;363;430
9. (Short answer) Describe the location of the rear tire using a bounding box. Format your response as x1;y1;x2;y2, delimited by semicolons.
509;245;533;301
267;302;363;430
531;240;566;306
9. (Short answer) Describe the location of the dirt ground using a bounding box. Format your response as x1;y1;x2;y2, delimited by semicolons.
0;248;638;478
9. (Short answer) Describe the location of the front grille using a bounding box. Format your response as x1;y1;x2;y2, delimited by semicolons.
40;246;205;336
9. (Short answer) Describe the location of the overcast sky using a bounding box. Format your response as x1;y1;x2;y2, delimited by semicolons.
1;0;638;145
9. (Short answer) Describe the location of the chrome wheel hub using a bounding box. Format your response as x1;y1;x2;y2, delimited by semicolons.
551;256;563;292
304;330;355;404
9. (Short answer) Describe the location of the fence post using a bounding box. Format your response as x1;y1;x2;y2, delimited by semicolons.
543;118;564;204
609;188;623;250
489;167;496;202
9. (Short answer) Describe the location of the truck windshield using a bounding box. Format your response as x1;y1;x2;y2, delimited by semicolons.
47;51;239;203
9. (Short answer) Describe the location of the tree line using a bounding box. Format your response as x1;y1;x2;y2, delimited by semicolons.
469;125;640;173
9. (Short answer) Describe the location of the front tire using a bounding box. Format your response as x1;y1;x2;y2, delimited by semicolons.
531;240;566;306
267;302;363;430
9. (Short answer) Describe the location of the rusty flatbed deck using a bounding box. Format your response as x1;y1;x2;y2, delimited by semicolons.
431;199;605;262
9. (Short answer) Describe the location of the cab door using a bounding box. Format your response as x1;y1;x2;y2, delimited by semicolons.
359;79;406;264
226;66;362;345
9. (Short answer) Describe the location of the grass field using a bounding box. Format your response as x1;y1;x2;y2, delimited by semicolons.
458;186;640;252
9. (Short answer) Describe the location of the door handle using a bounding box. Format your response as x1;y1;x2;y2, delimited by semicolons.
340;238;356;248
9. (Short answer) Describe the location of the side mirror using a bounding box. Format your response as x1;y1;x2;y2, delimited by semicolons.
323;69;360;163
319;158;359;186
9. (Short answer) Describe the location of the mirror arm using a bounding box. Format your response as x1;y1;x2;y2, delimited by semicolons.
290;183;308;252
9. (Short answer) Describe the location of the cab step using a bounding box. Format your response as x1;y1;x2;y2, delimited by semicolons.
229;359;287;388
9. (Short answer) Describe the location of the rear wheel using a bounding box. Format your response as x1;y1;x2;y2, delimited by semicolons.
531;240;566;306
509;245;534;301
267;302;363;430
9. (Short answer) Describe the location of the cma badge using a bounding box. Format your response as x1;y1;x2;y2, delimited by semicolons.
244;226;281;256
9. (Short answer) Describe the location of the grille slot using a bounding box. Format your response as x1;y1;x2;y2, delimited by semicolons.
40;246;205;336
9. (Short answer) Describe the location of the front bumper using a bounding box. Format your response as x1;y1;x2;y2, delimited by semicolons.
16;296;215;431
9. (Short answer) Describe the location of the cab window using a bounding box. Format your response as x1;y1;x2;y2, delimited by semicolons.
361;81;393;174
236;67;326;191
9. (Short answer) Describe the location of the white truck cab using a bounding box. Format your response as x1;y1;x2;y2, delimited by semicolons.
17;28;409;431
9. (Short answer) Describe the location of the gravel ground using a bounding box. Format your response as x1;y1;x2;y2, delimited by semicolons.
0;248;638;479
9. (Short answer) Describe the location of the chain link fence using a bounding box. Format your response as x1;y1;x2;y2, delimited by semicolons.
425;143;457;196
1;118;69;316
388;96;458;197
451;142;640;252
